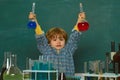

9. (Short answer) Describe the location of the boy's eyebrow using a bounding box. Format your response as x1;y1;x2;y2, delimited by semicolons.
58;36;64;38
51;36;64;39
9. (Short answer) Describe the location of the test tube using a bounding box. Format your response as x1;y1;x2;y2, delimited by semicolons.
115;62;118;74
84;62;87;73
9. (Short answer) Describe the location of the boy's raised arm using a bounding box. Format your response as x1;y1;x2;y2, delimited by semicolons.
28;12;44;35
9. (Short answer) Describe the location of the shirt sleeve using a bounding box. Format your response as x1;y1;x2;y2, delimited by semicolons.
35;34;50;54
65;30;82;55
35;24;44;35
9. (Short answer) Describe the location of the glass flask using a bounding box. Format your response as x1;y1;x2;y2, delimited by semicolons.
0;52;11;80
27;2;36;29
3;54;23;80
77;3;89;31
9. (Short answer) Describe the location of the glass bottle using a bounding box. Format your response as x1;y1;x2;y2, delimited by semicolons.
0;52;11;80
109;41;116;73
113;43;120;74
110;41;116;61
3;54;23;80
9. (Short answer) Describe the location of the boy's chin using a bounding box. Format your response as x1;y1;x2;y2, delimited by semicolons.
55;47;63;50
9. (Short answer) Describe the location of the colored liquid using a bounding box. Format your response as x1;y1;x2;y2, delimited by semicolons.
23;73;30;80
77;22;89;31
3;66;23;80
3;74;23;80
27;21;36;29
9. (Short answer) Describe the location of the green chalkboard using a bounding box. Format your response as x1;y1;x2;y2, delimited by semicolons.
1;0;120;73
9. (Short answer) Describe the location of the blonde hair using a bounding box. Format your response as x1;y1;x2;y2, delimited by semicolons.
46;27;68;44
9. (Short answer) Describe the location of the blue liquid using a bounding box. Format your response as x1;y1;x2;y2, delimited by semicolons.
27;21;36;29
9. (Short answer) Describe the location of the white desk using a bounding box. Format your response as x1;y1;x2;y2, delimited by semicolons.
75;73;120;80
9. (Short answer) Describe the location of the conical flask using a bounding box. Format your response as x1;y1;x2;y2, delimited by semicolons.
0;52;11;80
3;54;23;80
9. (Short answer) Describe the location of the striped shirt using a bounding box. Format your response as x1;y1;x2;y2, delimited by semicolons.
35;30;81;76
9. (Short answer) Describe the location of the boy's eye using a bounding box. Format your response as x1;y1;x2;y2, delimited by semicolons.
59;38;64;41
53;39;57;41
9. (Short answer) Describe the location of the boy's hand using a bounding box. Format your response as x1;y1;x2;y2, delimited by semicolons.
28;12;44;35
79;12;86;18
28;12;36;20
74;12;89;32
77;12;86;23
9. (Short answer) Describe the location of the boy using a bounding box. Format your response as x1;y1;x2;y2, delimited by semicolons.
29;12;86;76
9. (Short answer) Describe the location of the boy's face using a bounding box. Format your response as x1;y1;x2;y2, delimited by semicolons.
49;35;65;51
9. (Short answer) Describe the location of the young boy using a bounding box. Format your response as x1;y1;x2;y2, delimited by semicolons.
29;12;86;76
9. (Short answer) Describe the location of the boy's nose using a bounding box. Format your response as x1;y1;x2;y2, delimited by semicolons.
57;41;61;44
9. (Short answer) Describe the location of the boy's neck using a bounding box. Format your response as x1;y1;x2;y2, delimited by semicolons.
57;50;60;54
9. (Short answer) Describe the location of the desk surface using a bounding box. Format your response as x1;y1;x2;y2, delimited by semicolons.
75;73;120;78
